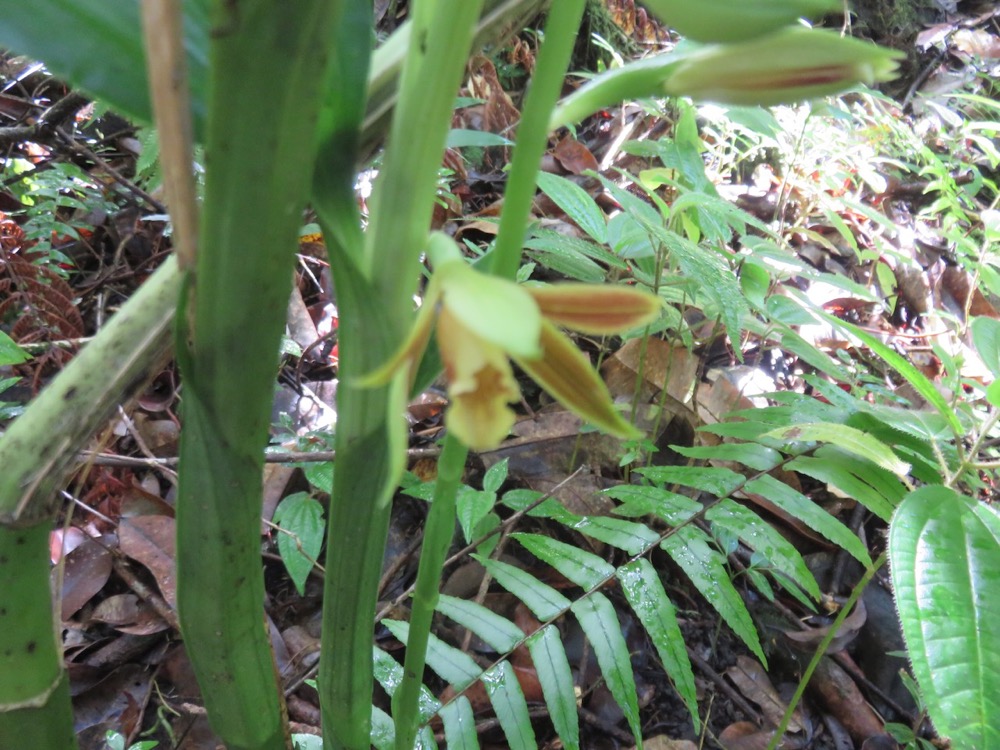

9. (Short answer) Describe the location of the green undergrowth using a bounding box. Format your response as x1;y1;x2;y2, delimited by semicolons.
261;84;1000;746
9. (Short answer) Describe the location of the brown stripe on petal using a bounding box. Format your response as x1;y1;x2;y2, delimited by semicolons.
514;320;641;440
528;284;661;335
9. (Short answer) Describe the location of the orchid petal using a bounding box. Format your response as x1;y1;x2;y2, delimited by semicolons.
438;260;542;359
514;320;641;441
356;276;440;387
528;284;661;335
438;306;521;450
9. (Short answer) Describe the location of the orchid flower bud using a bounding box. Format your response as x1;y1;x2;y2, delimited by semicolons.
663;28;904;106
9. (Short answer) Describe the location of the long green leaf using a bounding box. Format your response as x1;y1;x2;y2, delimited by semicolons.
482;661;537;750
476;556;571;620
745;475;871;565
889;486;1000;749
763;422;910;476
536;172;608;244
786;453;898;521
617;559;699;732
372;647;441;725
603;485;701;525
382;621;481;690
817;312;963;433
526;626;579;750
512;532;615;589
436;595;523;653
706;499;820;601
661;525;766;664
439;697;479;750
571;593;643;747
635;465;745;496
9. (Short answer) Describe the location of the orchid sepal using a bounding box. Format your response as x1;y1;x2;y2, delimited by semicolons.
528;284;663;335
513;319;642;442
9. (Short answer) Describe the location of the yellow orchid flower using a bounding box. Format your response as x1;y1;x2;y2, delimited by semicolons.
363;233;662;451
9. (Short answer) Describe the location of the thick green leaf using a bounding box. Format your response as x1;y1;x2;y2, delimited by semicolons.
617;559;699;731
475;555;571;620
536;172;608;244
0;0;210;131
706;499;820;600
383;621;481;690
661;525;766;664
526;625;579;750
436;595;523;653
745;475;871;565
635;465;745;496
889;486;1000;749
763;422;910;476
0;332;29;366
512;532;615;589
273;492;325;595
972;317;1000;378
439;696;479;750
372;646;440;723
672;442;782;471
787;453;898;521
572;593;643;746
603;484;701;525
482;661;536;750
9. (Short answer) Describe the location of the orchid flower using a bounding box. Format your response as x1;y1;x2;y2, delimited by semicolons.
363;233;662;451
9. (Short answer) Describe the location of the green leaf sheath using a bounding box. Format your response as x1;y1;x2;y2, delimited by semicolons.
174;1;340;748
320;256;401;750
0;525;75;749
363;0;485;315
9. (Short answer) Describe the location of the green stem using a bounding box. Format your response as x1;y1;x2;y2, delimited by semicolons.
393;434;468;749
392;3;585;743
490;0;588;281
766;551;885;750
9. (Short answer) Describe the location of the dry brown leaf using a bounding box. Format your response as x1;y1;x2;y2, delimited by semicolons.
552;135;599;175
810;656;885;743
58;535;113;620
726;655;806;734
119;515;177;610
